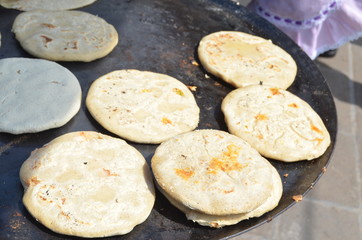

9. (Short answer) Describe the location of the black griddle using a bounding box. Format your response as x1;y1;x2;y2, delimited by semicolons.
0;0;337;239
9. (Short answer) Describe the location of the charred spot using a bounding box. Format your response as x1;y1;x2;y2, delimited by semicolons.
42;23;57;29
40;35;53;47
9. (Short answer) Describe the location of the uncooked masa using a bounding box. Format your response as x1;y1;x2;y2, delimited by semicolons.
198;31;297;89
151;129;282;226
0;0;97;11
20;131;155;237
221;85;331;161
12;10;118;62
0;57;81;134
86;70;200;144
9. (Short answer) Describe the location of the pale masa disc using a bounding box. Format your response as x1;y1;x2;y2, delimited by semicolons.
221;85;331;161
0;0;97;11
12;10;118;62
198;31;297;89
20;131;155;238
157;166;282;228
86;69;200;144
151;129;276;216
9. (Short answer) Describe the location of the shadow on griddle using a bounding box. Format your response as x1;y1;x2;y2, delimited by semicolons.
315;60;362;109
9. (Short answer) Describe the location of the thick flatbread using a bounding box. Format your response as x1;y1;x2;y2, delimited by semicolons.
221;85;331;162
0;57;81;134
12;10;118;62
20;131;155;238
151;129;277;216
86;69;200;144
158;166;282;228
198;31;297;89
0;0;96;11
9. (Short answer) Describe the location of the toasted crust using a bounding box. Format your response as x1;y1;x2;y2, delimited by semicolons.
0;57;81;134
158;166;282;228
152;129;276;216
0;0;97;11
221;85;331;161
86;70;200;144
12;10;118;62
20;131;155;238
198;31;297;89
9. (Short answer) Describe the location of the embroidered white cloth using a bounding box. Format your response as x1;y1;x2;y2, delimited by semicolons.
248;0;362;59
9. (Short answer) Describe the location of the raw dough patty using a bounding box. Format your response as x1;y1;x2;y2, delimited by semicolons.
151;129;280;216
198;31;297;89
222;85;331;161
0;57;81;134
12;10;118;62
157;166;282;228
20;131;155;238
86;70;200;144
0;0;97;11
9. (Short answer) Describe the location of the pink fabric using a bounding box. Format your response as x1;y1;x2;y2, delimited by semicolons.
248;0;362;59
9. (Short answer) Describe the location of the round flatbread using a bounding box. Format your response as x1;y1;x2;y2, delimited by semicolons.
151;129;276;216
198;31;297;89
86;70;200;144
20;131;155;238
158;166;282;228
0;0;96;11
0;57;81;134
12;10;118;62
221;85;331;162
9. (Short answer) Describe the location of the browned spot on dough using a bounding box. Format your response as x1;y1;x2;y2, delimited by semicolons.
162;117;173;125
64;41;78;50
223;188;235;194
30;176;40;185
207;144;245;174
40;35;53;47
174;168;194;180
288;103;298;108
311;125;323;134
42;23;57;29
269;87;281;95
60;211;71;220
102;168;119;177
255;114;268;121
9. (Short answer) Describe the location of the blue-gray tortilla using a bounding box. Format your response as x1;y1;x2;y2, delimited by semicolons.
0;58;81;134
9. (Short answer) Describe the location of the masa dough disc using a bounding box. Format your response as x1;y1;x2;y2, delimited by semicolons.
158;166;282;228
151;129;276;216
86;69;200;144
0;57;81;134
12;10;118;62
20;131;155;238
0;0;97;11
198;31;297;89
221;85;331;161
